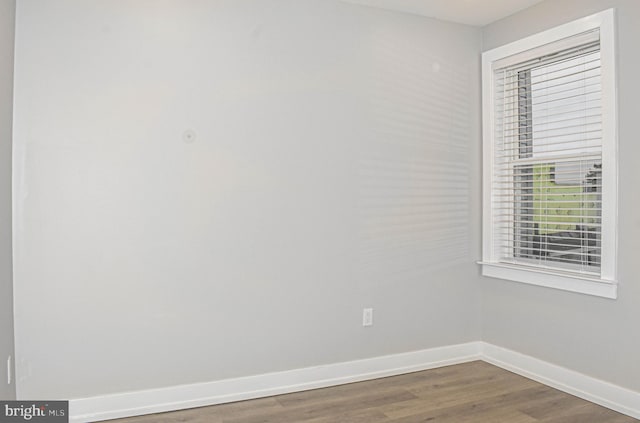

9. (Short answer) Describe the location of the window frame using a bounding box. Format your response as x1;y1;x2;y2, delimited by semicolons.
481;9;618;299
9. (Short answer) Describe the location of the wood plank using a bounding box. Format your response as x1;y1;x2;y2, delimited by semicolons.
539;404;639;423
223;387;417;423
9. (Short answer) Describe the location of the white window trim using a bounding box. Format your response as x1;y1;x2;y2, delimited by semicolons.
481;9;618;299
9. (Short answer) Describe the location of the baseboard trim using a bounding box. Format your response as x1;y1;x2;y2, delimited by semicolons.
481;342;640;420
69;342;482;422
69;342;640;422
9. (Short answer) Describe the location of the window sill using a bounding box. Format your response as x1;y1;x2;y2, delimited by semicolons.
479;262;617;299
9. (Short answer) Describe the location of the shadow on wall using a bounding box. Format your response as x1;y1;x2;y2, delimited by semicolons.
357;26;473;282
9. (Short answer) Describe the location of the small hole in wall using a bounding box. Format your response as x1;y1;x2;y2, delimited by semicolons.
183;129;197;143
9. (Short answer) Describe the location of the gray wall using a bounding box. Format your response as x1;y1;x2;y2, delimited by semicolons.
12;0;482;399
0;0;15;401
481;0;640;392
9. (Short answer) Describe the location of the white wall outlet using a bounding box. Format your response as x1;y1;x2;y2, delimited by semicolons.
362;308;373;327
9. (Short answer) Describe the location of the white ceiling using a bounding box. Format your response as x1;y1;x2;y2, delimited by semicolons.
339;0;545;26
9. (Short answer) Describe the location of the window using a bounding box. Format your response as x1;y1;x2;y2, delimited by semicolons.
481;9;618;299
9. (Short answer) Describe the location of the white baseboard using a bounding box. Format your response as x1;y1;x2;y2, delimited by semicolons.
69;342;482;423
69;342;640;422
481;343;640;420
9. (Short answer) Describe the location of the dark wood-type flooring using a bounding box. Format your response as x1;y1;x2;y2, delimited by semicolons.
108;361;638;423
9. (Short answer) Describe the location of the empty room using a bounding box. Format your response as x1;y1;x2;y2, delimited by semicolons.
0;0;639;422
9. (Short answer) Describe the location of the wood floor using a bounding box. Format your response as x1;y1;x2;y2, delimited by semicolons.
108;361;638;423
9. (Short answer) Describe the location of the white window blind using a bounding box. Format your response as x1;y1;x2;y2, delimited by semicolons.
482;9;617;298
492;29;603;276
